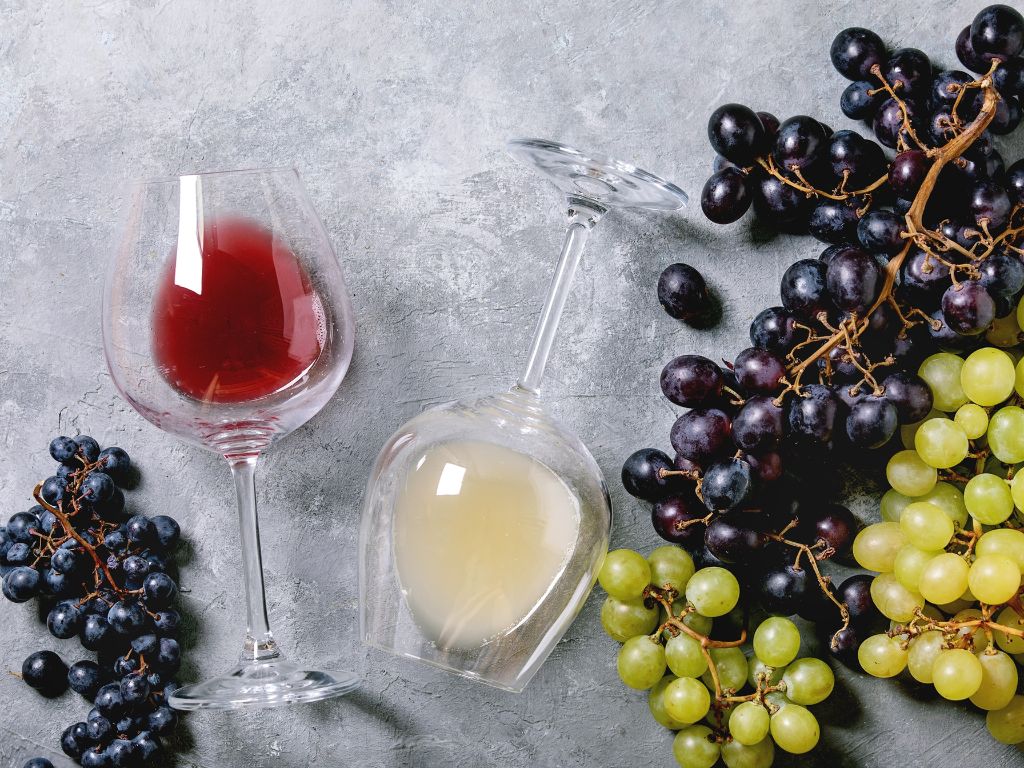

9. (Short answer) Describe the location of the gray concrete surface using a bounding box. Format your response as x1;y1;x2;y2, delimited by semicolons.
2;0;1024;765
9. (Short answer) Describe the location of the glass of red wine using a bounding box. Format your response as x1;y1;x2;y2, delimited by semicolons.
103;168;359;709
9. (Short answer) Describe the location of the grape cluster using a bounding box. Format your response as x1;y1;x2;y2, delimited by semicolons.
599;547;835;767
0;436;183;767
853;337;1024;745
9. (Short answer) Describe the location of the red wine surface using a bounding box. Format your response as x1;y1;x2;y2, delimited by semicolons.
152;216;324;403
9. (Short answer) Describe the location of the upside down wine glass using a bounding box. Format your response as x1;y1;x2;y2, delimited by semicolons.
103;168;359;709
360;139;687;691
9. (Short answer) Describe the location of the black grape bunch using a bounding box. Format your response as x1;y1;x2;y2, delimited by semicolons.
0;436;184;768
626;4;1024;668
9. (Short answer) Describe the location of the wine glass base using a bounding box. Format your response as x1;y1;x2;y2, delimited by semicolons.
506;137;688;212
168;659;360;711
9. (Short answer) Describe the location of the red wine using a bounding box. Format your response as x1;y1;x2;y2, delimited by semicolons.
152;216;325;403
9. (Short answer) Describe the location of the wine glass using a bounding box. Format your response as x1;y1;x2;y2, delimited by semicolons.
103;168;360;709
359;139;687;691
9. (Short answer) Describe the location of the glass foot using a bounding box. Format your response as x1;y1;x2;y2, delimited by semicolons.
506;137;688;211
168;658;360;711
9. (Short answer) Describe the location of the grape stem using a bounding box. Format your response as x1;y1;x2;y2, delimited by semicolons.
768;532;851;639
890;604;1024;648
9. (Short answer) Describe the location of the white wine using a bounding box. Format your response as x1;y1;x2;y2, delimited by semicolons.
393;439;581;650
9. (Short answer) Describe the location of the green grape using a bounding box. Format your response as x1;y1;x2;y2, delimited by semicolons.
601;597;659;642
753;617;801;667
666;633;708;678
701;647;747;693
681;610;713;636
894;546;939;592
932;648;984;700
599;549;651;601
1017;355;1024;397
769;704;819;754
880;489;912;522
685;567;740;618
936;596;975;614
968;554;1022;605
649;675;688;730
900;502;954;551
987;695;1024;744
720;736;774;768
1012;473;1024;514
747;656;784;689
858;633;908;677
917;552;970;605
988;312;1022;348
617;635;667;690
978;528;1024;571
995;607;1024;653
971;650;1019;711
952;608;985;648
914;481;969;529
907;630;944;683
954;402;990;438
672;724;720;768
853;522;907;572
918;353;968;412
870;572;924;622
764;690;793;711
988;406;1024;464
914;418;969;469
901;410;942;449
781;657;834;705
965;473;1015;525
729;701;770;746
649;546;696;593
886;450;937;497
961;347;1016;406
663;676;711;724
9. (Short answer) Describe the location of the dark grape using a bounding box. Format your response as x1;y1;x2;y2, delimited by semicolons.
622;448;690;503
707;103;766;165
857;210;906;256
888;150;929;198
829;625;862;667
755;174;809;222
74;436;101;463
798;503;857;557
830;27;887;80
942;280;996;335
931;70;983;112
957;25;992;73
704;513;766;563
883;48;932;95
826;247;881;313
757;111;780;139
991;94;1023;134
808;199;861;244
745;451;783;483
837;574;885;632
733;347;786;394
881;371;933;423
979;250;1024;297
670;408;733;463
773;115;828;170
749;306;801;355
781;259;833;319
787;383;841;444
873;97;917;149
732;395;785;453
840;80;883;119
845;396;898;448
67;660;103;699
49;435;79;464
701;459;754;512
652;494;707;546
971;4;1024;59
22;650;68;697
80;472;115;503
660;354;724;407
657;263;711;323
143;573;178;608
151;515;181;550
2;566;41;602
96;446;131;479
48;600;85;639
902;248;951;300
969;180;1012;231
994;57;1024;97
701;167;753;224
759;562;812;615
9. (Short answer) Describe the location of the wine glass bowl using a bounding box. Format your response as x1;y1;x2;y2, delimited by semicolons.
359;139;686;692
103;167;359;709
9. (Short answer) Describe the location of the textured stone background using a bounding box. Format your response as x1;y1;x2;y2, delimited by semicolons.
2;0;1024;765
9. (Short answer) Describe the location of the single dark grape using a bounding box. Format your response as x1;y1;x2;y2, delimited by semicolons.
888;150;929;198
151;515;181;550
652;494;707;546
745;450;783;483
840;80;883;119
873;97;917;149
883;47;932;94
701;459;753;512
830;27;887;80
126;515;155;547
1006;158;1024;203
2;566;41;602
845;395;898;448
957;24;993;73
670;408;733;463
942;280;996;335
787;383;841;444
837;574;885;632
148;705;177;736
979;250;1024;297
881;371;933;423
22;650;68;697
759;562;812;615
621;448;689;503
68;659;103;699
930;308;981;352
704;513;766;564
62;723;89;760
133;732;162;761
970;180;1012;232
657;263;711;323
23;759;56;768
994;57;1024;98
48;599;85;639
799;503;857;557
660;354;723;407
74;435;100;463
990;94;1023;134
780;259;831;318
931;69;982;111
80;471;115;503
80;614;118;652
971;4;1024;59
49;435;79;464
143;572;178;608
701;167;753;224
757;111;780;139
7;510;39;544
826;247;881;313
40;475;66;505
755;174;809;222
857;210;905;256
829;625;862;667
733;347;786;394
732;395;785;454
773;115;828;170
707;103;767;165
901;248;951;300
749;306;801;355
808;199;860;244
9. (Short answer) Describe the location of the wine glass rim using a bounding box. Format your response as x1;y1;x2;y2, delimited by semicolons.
131;166;300;186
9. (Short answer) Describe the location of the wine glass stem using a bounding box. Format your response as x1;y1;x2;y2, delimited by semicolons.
229;455;281;663
517;202;604;394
